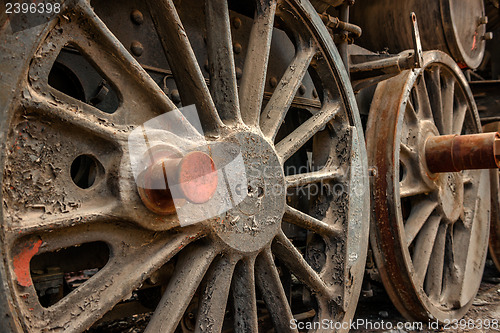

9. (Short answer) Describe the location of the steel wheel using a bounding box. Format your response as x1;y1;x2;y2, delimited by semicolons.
0;0;369;332
483;122;500;272
366;51;490;322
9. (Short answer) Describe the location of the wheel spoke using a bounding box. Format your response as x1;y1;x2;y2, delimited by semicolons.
283;206;342;237
260;45;317;139
405;100;419;125
73;1;177;121
205;0;241;124
255;249;298;333
444;218;480;307
285;168;343;188
36;230;198;332
425;223;447;300
148;0;222;134
6;200;120;238
414;75;433;120
273;231;337;299
276;102;342;161
442;225;461;306
412;215;441;286
441;76;455;134
22;88;127;142
239;0;277;126
427;67;444;133
195;255;236;333
453;104;467;134
145;242;217;333
400;184;431;198
399;143;433;198
232;259;258;333
400;142;416;160
405;199;438;246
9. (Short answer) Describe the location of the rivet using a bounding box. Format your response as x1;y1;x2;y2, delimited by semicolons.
269;77;278;88
479;16;488;25
483;32;494;41
130;10;144;25
233;17;242;29
236;67;243;79
312;89;318;98
171;89;181;104
130;41;143;56
298;84;306;95
233;43;242;54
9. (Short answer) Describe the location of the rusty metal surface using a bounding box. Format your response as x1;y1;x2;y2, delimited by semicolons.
350;0;489;69
483;122;500;273
366;51;490;322
0;0;369;332
425;132;500;173
137;150;218;215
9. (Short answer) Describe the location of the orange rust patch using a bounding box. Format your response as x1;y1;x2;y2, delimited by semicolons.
13;239;42;287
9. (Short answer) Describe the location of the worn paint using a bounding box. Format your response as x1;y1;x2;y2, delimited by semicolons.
13;239;42;287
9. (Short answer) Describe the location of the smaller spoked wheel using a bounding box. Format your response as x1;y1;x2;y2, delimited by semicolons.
483;122;500;273
366;51;490;322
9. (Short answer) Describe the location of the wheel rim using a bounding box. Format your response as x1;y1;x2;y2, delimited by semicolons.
0;0;369;331
366;51;490;322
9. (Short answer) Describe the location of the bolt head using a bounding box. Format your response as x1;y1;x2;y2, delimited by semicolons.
130;10;144;25
269;77;278;88
236;67;243;80
479;16;488;25
233;17;242;29
483;32;494;41
233;43;242;54
130;41;144;57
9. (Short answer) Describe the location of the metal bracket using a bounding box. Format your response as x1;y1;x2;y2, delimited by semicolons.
410;12;423;68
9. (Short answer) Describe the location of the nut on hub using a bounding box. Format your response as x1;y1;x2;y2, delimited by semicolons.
137;151;218;215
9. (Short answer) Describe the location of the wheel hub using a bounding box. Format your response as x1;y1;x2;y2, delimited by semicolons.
436;172;464;222
211;131;285;253
137;130;286;253
418;120;440;182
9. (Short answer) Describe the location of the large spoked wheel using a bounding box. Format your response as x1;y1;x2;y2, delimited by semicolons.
483;122;500;273
0;0;369;332
366;51;490;322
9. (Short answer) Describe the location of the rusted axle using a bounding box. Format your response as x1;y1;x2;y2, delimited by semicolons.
137;151;218;215
425;132;500;173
